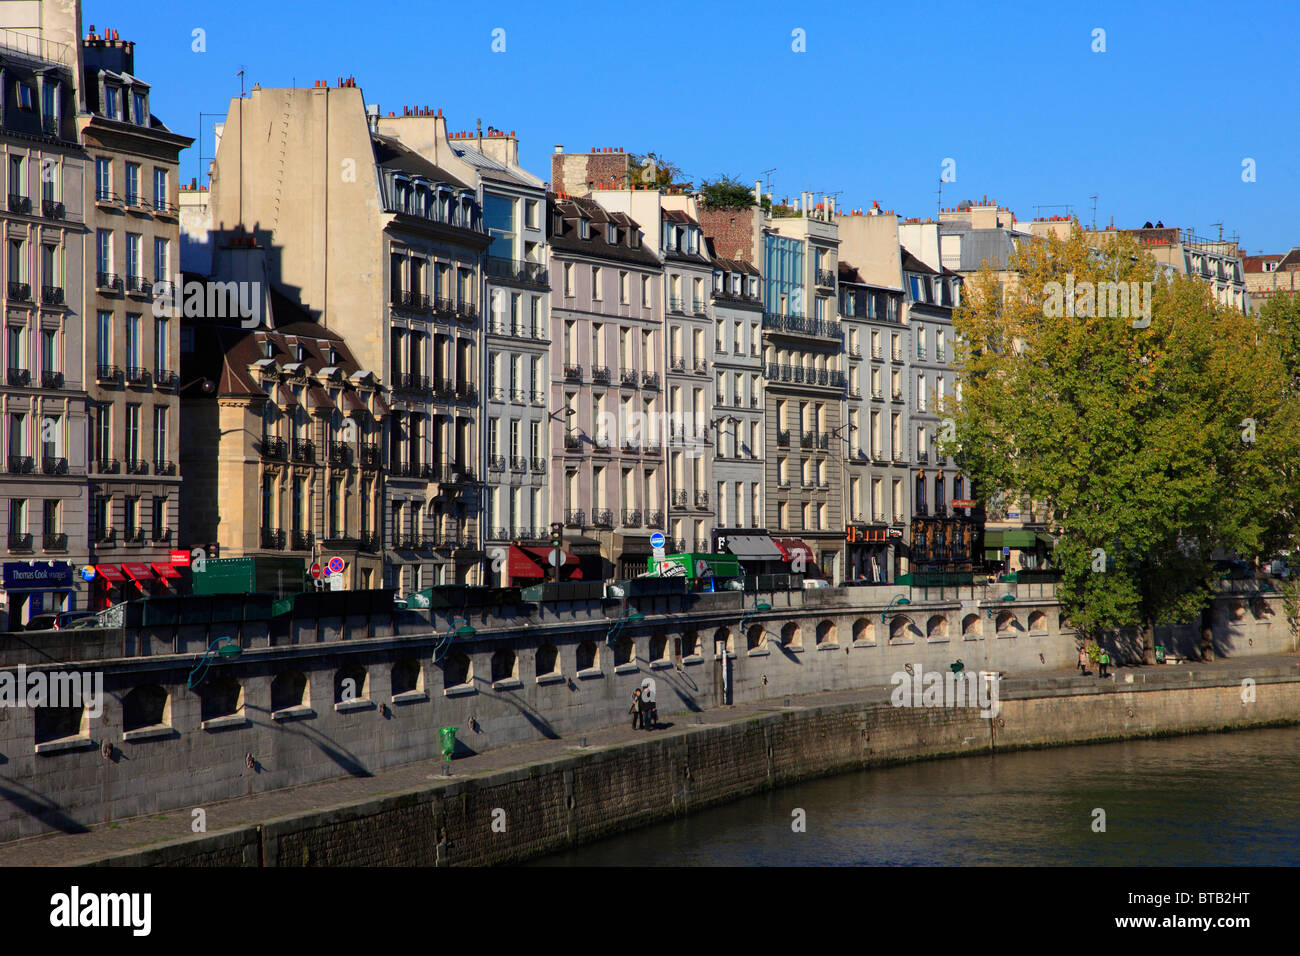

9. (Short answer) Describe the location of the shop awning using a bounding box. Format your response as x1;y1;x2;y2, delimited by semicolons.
121;563;155;590
1002;530;1038;548
983;530;1003;548
724;534;783;560
508;545;581;580
94;564;127;584
565;536;603;556
773;538;815;564
150;562;182;583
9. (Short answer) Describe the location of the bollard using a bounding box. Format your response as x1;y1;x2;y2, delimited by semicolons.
439;726;458;762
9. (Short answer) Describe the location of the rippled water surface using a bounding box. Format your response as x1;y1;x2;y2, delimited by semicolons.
530;727;1300;866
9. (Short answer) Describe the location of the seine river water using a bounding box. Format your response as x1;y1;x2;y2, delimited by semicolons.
530;726;1300;866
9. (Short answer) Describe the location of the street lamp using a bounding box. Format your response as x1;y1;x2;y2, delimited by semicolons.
187;636;242;689
606;606;644;645
986;593;1016;618
881;594;911;623
433;617;477;663
180;377;217;395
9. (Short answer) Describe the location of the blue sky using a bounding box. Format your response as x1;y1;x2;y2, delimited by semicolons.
91;0;1298;252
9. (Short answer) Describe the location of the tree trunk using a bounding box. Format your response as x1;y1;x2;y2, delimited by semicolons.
1199;604;1215;662
1142;618;1157;665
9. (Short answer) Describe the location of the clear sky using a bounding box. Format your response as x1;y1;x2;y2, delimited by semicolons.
89;0;1298;252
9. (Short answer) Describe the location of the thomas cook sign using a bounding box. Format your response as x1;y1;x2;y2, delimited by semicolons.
3;561;74;590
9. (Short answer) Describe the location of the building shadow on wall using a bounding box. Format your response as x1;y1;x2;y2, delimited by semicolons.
0;779;91;835
482;688;561;740
246;707;373;778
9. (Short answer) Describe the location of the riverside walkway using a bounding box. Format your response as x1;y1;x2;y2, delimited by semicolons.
1;653;1296;866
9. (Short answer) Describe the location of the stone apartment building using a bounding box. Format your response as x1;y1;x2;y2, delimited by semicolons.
1080;224;1249;313
546;191;666;579
178;240;387;590
0;15;90;621
207;87;490;592
80;26;190;606
452;131;552;574
762;194;846;583
1243;248;1300;304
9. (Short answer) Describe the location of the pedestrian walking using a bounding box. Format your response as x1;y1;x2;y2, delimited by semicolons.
640;677;658;730
1098;650;1110;679
629;687;643;729
1078;646;1089;675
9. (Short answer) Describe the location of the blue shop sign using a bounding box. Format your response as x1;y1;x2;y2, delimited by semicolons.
3;561;74;591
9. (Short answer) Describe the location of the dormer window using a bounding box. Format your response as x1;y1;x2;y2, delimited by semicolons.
713;271;722;291
607;224;618;244
330;347;339;364
132;91;147;125
263;340;274;359
731;273;741;294
578;218;589;240
17;84;35;111
104;85;119;119
296;344;306;361
630;230;640;249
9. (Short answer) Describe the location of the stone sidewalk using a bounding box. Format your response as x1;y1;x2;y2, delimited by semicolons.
1;653;1295;867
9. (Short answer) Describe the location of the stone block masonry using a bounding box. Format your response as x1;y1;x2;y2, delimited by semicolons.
88;670;1300;867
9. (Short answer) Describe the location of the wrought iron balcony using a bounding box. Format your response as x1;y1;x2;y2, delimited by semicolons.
328;441;352;466
155;528;174;544
563;363;582;382
361;533;381;553
816;432;830;450
671;538;687;552
7;455;33;474
395;372;430;393
7;194;30;214
291;530;315;551
510;456;528;472
565;509;585;527
261;528;286;550
155;460;177;476
761;312;842;342
646;510;664;529
641;370;659;389
43;532;67;551
457;383;479;403
776;429;790;447
800;430;813;448
96;364;122;383
619;368;639;387
668;295;685;313
95;527;116;545
591;365;611;385
126;366;151;385
7;281;31;301
917;448;929;463
509;388;527;403
531;390;546;404
261;437;287;460
871;389;884;401
41;457;68;476
872;346;883;359
670;356;686;373
622;509;641;527
593;509;614;528
125;275;152;296
891;391;904;403
126;459;150;475
488;386;504;401
292;439;315;463
433;378;456;401
530;456;547;473
488;454;506;472
594;436;612;452
816;268;836;288
485;256;549;286
391;289;432;312
694;359;709;375
360;443;380;468
154;369;178;388
7;368;30;387
40;370;63;389
8;532;33;551
671;489;689;508
41;285;63;305
96;458;120;474
563;433;582;451
694;490;710;509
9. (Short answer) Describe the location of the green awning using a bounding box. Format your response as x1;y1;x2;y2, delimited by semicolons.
984;549;1004;561
983;530;1003;548
1002;530;1038;548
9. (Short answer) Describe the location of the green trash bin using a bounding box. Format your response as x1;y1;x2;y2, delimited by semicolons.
1154;645;1166;664
439;726;458;762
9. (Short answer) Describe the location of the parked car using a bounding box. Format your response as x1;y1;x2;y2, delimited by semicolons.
802;578;831;590
24;610;96;631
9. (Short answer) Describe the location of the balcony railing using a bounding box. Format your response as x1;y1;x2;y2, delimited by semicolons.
125;275;152;296
591;365;611;385
7;194;31;214
155;460;177;476
7;368;30;387
40;370;63;389
8;532;33;551
668;295;685;313
94;527;116;546
641;370;660;389
394;372;430;393
261;436;287;460
564;363;582;382
96;271;124;293
816;268;836;288
485;256;549;286
565;509;585;527
763;363;847;388
126;459;150;475
530;456;547;473
488;454;506;472
360;443;380;468
361;533;381;553
96;364;122;383
510;455;528;472
291;530;315;551
646;510;664;529
563;433;582;451
7;281;31;302
776;429;790;447
694;491;710;509
7;455;33;474
154;369;178;388
41;457;68;476
619;368;639;387
671;489;689;508
593;509;614;528
261;528;286;550
292;439;315;463
761;312;842;342
40;285;63;305
391;290;432;312
670;356;686;373
43;532;67;551
329;442;352;466
126;366;151;385
96;458;120;474
694;359;709;375
41;199;65;220
621;509;641;527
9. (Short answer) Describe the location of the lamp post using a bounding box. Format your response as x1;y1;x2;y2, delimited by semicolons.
433;616;477;663
986;593;1016;619
187;636;242;689
831;422;859;584
881;593;911;623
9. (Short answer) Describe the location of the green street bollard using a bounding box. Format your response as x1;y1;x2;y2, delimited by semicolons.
440;726;458;762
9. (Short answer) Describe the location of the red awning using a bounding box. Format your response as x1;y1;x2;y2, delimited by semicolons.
150;562;182;581
94;564;126;584
121;563;155;590
507;545;581;581
774;538;815;564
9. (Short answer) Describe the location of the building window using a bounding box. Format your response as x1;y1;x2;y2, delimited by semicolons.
152;496;166;540
95;157;111;200
124;163;140;206
153;407;168;465
125;403;141;463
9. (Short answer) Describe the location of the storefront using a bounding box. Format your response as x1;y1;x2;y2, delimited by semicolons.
2;561;76;627
773;538;818;577
984;529;1054;572
909;515;981;572
845;525;902;583
505;544;581;584
89;561;184;609
712;528;785;578
616;533;654;580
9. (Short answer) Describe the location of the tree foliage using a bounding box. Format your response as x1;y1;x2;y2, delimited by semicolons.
628;152;685;190
699;174;756;210
943;228;1300;658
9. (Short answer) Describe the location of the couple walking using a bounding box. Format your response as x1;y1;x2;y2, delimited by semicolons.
630;679;658;731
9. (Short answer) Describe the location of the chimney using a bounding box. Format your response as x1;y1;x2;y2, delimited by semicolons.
554;144;563;153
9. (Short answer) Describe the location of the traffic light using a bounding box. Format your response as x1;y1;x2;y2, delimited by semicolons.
550;522;563;550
